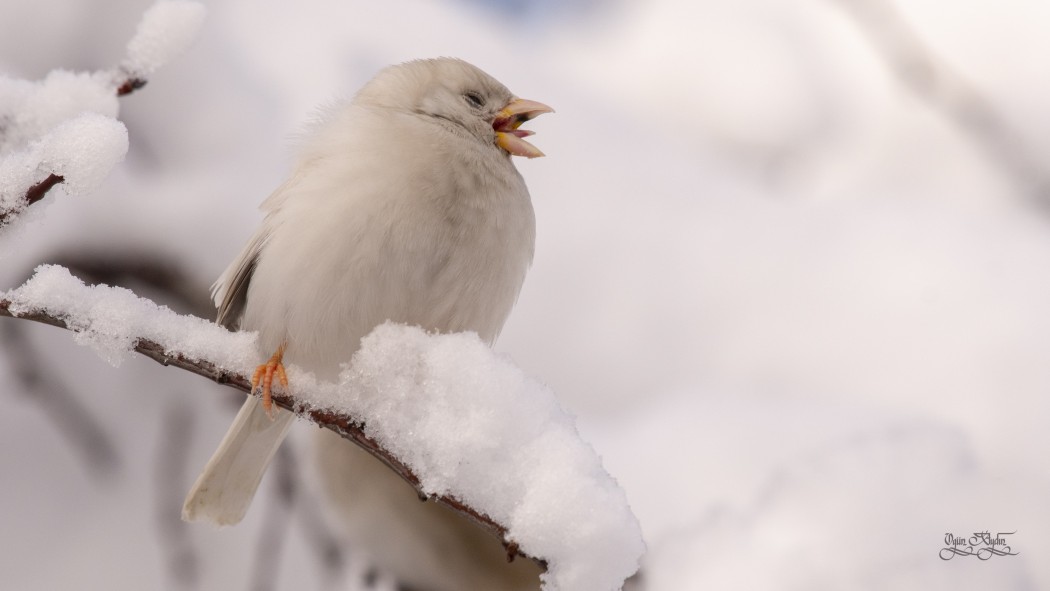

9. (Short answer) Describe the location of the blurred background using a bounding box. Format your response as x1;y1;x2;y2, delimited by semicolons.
2;0;1049;589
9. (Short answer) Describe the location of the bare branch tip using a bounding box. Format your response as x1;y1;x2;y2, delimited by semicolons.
504;540;520;563
116;77;148;97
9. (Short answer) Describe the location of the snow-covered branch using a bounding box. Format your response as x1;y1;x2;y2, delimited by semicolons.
1;265;644;591
0;270;528;559
18;174;66;215
0;0;206;232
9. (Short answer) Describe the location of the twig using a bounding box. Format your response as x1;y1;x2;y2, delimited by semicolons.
116;77;148;97
0;75;149;229
2;321;121;476
0;298;544;569
0;174;66;228
23;174;66;209
831;0;1050;208
248;444;295;591
153;400;200;589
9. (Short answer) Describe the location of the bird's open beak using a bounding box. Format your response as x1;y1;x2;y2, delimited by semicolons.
494;98;553;158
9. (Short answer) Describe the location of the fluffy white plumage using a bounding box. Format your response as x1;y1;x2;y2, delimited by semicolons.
182;58;550;589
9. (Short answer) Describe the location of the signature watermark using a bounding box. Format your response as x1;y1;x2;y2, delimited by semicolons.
940;531;1018;560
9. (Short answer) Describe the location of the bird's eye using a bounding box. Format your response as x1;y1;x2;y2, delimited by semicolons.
464;92;485;109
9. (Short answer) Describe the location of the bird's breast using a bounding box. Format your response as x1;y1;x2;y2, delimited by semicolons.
243;146;535;378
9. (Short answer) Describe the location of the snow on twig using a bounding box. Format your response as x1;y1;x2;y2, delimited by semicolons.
0;0;206;232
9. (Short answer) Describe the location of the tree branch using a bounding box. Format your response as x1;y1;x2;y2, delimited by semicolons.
0;297;543;569
23;174;66;209
0;74;150;229
830;0;1050;208
0;174;65;228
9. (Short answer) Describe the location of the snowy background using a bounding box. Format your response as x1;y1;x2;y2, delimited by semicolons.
2;0;1049;589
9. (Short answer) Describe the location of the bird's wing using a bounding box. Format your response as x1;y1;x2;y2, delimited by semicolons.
212;173;303;329
212;230;265;329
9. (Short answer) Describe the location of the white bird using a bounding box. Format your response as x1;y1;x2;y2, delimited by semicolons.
182;58;551;589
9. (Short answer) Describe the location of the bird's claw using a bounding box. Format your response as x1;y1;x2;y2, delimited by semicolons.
251;346;288;420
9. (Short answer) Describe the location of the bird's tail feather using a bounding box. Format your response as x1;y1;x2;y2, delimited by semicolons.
182;396;294;525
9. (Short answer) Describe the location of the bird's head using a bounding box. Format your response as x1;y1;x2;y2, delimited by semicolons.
355;58;553;158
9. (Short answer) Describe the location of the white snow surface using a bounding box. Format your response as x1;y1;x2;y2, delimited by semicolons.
0;112;128;233
299;323;645;591
0;70;118;154
122;0;207;78
0;112;129;239
4;265;645;591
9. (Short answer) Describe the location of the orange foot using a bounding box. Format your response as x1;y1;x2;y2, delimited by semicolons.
251;345;288;420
